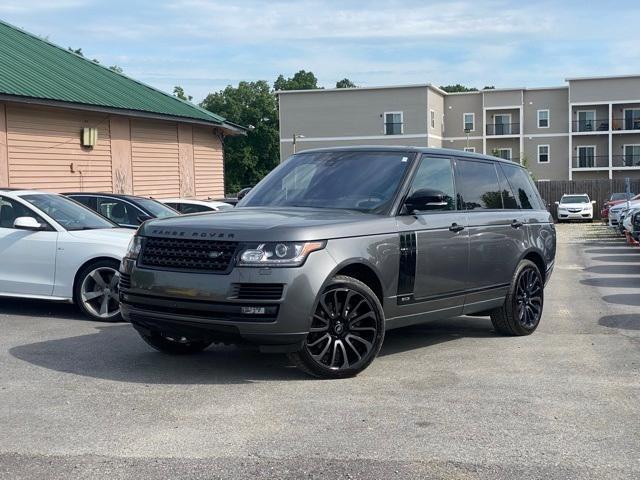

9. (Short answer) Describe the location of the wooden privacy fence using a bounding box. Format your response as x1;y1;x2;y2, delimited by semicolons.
535;179;640;220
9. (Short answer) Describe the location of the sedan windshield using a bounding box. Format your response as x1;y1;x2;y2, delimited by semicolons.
21;194;116;230
611;193;634;201
136;198;179;219
561;196;589;204
241;151;413;213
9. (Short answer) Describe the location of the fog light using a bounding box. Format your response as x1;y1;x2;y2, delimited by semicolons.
242;306;266;315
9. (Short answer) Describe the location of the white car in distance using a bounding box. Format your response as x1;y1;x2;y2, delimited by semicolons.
0;189;133;321
159;198;234;214
555;194;596;222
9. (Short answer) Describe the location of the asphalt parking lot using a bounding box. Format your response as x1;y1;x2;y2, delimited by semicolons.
1;223;639;480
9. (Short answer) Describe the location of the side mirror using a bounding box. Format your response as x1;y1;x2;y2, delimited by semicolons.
13;216;44;231
591;200;596;205
405;188;449;213
136;214;152;224
554;201;560;205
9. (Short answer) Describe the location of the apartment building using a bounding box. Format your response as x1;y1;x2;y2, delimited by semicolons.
278;74;640;181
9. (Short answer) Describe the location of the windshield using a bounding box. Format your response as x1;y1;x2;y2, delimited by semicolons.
561;195;589;204
21;194;116;230
611;193;633;201
241;151;413;213
136;198;179;218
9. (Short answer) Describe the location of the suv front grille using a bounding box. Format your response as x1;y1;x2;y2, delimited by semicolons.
231;283;284;300
140;237;238;273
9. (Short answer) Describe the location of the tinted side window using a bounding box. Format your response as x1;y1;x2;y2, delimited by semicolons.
181;203;213;214
408;156;456;211
164;202;183;212
456;160;503;210
0;197;49;229
97;198;140;225
500;164;540;210
70;195;97;211
495;165;519;209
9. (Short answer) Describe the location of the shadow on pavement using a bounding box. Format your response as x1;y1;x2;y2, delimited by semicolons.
581;277;640;288
602;294;640;307
599;314;640;331
0;297;85;321
584;265;640;275
584;248;640;255
591;255;640;263
9;311;492;384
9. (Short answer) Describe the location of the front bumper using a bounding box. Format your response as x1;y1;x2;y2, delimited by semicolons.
558;210;592;220
119;249;337;351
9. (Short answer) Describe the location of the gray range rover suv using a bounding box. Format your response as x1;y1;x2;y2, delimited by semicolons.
120;147;556;378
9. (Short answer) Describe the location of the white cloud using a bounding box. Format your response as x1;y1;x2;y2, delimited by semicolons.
0;0;88;14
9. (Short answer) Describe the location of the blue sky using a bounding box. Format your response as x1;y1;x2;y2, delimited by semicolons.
1;0;639;102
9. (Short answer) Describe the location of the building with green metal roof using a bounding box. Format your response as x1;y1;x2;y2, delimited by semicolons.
0;20;242;197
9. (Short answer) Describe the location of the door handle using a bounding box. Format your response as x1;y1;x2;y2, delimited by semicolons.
511;219;523;229
449;223;465;233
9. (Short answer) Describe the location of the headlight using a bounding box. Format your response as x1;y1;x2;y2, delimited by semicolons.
237;241;326;267
125;236;143;260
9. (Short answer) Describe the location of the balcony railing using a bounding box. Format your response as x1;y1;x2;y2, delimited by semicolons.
486;123;520;135
572;155;609;169
612;154;640;167
612;118;640;131
572;119;609;132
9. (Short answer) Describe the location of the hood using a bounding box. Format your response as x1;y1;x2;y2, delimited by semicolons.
559;202;592;209
67;227;134;245
611;200;640;213
138;207;397;242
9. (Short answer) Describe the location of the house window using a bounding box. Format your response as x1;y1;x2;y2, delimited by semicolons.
537;144;550;163
623;109;640;130
576;145;596;168
463;113;475;132
623;144;640;167
537;109;549;128
495;148;512;161
463;147;475;153
430;110;436;129
384;112;403;135
576;110;596;132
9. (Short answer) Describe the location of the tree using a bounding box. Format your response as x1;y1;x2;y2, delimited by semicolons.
173;86;193;102
483;85;496;90
336;78;357;88
274;70;320;91
200;81;280;193
440;84;479;93
109;65;124;74
68;47;83;56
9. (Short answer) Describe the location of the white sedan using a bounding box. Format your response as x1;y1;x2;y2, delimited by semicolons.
160;198;233;214
0;189;133;321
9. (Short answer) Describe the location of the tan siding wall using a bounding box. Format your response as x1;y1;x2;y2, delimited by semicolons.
0;103;7;188
130;119;181;197
193;127;224;198
5;104;112;191
0;102;225;196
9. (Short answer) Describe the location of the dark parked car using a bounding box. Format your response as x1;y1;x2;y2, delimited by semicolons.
64;193;179;228
119;147;556;378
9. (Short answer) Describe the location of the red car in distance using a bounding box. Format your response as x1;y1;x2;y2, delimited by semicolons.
601;192;638;223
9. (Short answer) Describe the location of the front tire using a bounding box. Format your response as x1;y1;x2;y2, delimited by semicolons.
139;331;212;355
490;260;544;336
289;275;385;379
74;259;122;322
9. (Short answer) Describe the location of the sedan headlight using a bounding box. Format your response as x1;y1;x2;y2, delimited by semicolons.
237;241;326;267
125;236;143;260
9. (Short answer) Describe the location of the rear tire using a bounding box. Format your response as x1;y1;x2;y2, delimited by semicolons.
289;275;385;379
140;331;212;355
490;260;544;336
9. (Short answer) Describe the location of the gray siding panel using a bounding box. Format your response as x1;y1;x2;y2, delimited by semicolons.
443;93;483;138
569;78;640;103
483;90;522;108
523;88;569;135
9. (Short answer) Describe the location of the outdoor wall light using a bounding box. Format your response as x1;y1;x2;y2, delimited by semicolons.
81;127;98;148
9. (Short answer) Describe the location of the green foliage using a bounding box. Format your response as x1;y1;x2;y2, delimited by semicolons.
483;85;496;90
336;78;357;88
200;81;280;193
274;70;320;91
440;84;478;93
68;47;83;56
109;65;123;74
173;85;193;101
